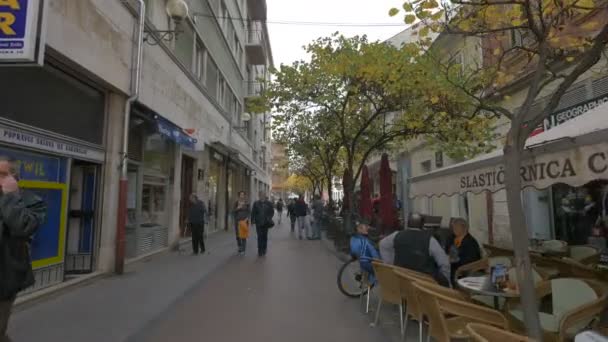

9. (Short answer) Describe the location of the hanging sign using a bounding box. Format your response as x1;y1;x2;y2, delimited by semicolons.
0;0;47;65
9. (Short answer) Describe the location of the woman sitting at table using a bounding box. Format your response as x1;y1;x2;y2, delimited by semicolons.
446;218;482;283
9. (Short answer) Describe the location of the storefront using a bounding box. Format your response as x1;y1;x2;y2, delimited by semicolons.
207;147;227;233
0;62;106;292
408;103;608;248
126;105;196;259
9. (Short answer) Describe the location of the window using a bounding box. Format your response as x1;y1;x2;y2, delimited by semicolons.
206;58;219;100
195;42;207;82
421;160;432;173
218;76;226;106
511;29;534;48
220;1;229;32
174;23;195;70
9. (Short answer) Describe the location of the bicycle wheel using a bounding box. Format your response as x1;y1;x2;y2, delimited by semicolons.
337;259;369;298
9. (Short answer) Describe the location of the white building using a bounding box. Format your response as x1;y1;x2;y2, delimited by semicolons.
0;0;273;295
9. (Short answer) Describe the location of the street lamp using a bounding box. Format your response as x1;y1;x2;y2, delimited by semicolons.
234;112;252;132
144;0;189;45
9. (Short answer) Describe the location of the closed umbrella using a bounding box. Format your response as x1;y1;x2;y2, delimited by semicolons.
379;153;397;235
359;165;372;222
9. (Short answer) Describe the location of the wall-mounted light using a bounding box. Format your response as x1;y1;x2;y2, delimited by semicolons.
144;0;189;45
233;112;252;132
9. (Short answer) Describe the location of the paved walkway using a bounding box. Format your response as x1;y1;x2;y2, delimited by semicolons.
10;215;414;342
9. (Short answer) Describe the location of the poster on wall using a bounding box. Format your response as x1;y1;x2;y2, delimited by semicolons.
0;0;47;65
0;146;68;269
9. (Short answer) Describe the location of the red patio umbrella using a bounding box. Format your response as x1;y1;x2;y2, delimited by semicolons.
379;153;397;235
359;165;372;222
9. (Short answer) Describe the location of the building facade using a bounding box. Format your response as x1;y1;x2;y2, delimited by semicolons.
388;23;608;250
0;0;273;294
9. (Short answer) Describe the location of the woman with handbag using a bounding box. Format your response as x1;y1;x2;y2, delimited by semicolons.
234;191;251;256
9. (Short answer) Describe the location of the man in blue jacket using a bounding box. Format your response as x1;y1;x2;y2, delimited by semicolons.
350;222;380;285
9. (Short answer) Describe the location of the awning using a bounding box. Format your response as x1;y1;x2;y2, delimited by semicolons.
409;102;608;198
155;115;197;149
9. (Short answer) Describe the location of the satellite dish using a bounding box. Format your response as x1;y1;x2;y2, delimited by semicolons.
242;112;252;122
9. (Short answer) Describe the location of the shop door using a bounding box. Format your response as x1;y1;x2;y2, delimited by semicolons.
66;162;98;274
180;156;195;237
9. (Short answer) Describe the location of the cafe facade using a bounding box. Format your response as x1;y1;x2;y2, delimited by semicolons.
407;100;608;249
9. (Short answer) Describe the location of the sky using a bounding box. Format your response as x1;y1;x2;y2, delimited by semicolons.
266;0;407;67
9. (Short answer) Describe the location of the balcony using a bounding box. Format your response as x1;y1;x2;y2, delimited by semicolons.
247;0;267;21
245;81;264;98
246;29;267;65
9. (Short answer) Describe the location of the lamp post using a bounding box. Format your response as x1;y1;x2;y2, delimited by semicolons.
143;0;189;45
233;112;252;133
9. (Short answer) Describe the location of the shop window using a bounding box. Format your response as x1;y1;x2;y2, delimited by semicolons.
0;64;105;145
552;180;608;247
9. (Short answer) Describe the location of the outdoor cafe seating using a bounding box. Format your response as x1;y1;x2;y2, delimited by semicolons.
367;258;608;341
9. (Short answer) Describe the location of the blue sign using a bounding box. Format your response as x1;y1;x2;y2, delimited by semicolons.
0;0;46;65
155;115;197;149
0;0;27;39
0;146;66;183
28;187;62;260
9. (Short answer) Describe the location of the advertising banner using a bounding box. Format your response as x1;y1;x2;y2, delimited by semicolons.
0;0;46;65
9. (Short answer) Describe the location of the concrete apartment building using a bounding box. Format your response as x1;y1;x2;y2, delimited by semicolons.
0;0;273;295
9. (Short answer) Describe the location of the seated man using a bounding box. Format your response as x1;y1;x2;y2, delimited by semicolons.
350;222;380;284
391;213;451;287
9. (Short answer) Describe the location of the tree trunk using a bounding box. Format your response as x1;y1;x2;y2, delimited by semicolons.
327;174;334;205
503;143;543;341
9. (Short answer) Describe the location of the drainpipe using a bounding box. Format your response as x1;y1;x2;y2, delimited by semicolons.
116;0;145;275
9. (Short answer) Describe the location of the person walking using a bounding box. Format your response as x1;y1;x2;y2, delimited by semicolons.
287;199;297;232
251;191;274;256
311;195;324;240
294;195;309;240
188;194;207;255
0;157;47;342
275;198;284;225
233;191;250;256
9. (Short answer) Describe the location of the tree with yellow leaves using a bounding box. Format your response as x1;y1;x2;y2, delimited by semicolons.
269;34;494;228
390;0;608;339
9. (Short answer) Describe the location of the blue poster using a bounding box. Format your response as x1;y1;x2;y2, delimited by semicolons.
0;145;68;268
28;188;62;260
0;0;28;41
0;146;65;182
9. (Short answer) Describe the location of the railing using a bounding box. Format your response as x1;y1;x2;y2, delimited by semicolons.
247;29;264;46
245;81;264;97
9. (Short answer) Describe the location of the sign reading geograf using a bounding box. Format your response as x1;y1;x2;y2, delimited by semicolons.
0;0;46;65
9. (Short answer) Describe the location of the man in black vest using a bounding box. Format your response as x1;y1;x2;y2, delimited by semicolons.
392;213;451;287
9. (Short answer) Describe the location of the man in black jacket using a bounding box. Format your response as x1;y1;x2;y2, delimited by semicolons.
0;157;46;342
251;191;274;256
294;195;309;240
391;213;451;287
188;194;207;255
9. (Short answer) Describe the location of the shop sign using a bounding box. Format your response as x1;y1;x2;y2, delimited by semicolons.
544;95;608;130
0;0;47;65
410;142;608;198
0;123;105;162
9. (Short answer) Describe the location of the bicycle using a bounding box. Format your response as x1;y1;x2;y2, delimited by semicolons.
337;257;371;298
